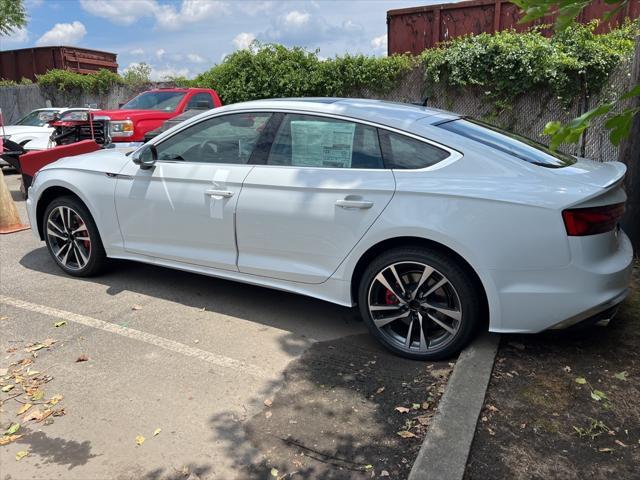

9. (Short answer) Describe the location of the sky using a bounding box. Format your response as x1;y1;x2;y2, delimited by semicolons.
0;0;458;80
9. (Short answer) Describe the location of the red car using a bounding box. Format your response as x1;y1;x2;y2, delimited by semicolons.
98;87;222;145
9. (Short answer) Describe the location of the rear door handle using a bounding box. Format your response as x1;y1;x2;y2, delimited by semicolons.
336;199;374;209
205;189;234;198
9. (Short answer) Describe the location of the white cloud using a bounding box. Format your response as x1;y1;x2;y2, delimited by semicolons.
233;32;256;50
284;10;310;28
79;0;156;26
155;0;229;30
187;53;205;63
237;1;273;16
371;33;387;51
3;27;29;45
130;48;145;56
155;48;166;59
150;65;190;81
37;21;87;46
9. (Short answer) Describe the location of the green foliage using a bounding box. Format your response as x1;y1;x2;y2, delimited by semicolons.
512;0;627;31
421;21;638;108
192;42;414;104
121;62;151;87
0;0;26;36
37;69;124;93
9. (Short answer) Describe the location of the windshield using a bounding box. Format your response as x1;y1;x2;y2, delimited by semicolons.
121;91;186;111
438;118;576;168
16;110;58;127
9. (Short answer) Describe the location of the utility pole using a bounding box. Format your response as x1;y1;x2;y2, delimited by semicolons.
619;23;640;255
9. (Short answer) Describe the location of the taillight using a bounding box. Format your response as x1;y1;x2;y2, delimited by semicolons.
562;203;625;236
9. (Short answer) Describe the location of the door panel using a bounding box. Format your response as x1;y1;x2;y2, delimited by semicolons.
115;161;251;270
236;166;395;283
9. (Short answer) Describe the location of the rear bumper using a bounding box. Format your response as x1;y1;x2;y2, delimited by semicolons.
489;230;633;333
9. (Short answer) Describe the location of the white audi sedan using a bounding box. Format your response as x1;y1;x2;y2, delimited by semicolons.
26;98;633;359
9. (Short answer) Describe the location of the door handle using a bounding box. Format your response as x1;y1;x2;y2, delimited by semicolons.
205;189;234;198
336;199;374;209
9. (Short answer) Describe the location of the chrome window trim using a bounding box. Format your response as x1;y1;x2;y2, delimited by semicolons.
141;108;463;171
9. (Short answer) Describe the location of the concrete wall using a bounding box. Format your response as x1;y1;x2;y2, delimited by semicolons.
0;83;169;124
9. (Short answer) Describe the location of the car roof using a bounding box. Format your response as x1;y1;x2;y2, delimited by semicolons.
218;98;460;129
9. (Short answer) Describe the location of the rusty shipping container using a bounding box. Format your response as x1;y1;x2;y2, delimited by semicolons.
388;0;640;55
0;46;118;82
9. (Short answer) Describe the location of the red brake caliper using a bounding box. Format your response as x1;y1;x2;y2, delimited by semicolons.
385;289;399;305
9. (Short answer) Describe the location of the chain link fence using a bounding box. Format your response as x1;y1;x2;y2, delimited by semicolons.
352;60;634;162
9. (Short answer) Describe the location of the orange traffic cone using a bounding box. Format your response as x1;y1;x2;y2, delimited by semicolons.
0;169;29;234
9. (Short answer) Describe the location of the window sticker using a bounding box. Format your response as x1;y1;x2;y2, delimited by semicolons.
291;121;355;168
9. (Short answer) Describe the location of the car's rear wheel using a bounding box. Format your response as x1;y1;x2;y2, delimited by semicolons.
43;196;106;277
358;247;481;360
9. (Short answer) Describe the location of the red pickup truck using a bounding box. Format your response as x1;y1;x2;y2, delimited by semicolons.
98;87;222;145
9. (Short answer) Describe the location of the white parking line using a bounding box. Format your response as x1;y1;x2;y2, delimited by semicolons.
0;294;270;379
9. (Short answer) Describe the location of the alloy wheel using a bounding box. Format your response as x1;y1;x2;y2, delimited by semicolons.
46;206;92;271
367;261;463;354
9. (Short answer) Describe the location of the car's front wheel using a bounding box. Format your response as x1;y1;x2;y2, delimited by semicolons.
43;196;106;277
358;247;481;360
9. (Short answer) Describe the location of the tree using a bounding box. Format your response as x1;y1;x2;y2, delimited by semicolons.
122;63;152;87
0;0;26;36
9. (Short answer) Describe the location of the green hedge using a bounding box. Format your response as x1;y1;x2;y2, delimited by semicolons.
421;21;638;107
2;22;635;109
189;43;415;104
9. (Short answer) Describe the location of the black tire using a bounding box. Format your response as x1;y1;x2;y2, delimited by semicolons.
358;246;482;360
43;196;107;277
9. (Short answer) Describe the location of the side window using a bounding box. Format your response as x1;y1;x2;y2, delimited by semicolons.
267;114;384;169
153;112;272;164
380;130;450;169
186;92;214;110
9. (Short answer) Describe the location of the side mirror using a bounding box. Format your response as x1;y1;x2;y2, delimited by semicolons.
132;144;157;170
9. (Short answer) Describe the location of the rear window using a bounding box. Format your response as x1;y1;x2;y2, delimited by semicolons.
438;118;576;168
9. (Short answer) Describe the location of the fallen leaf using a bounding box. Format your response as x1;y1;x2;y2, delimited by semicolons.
375;387;385;394
270;468;279;477
416;415;431;426
17;403;32;415
599;448;613;453
131;305;143;311
412;403;421;410
76;355;89;363
487;405;499;413
23;408;52;423
591;390;607;401
5;423;20;435
15;450;29;461
613;371;628;381
26;368;40;376
2;384;14;392
265;411;272;419
422;402;430;410
31;391;44;401
615;440;628;447
397;430;416;438
575;377;587;385
52;408;66;417
53;321;66;328
563;366;572;373
264;399;273;407
0;434;22;446
0;316;8;321
49;394;63;405
381;471;390;477
153;428;161;436
364;464;373;470
395;406;410;414
135;435;145;446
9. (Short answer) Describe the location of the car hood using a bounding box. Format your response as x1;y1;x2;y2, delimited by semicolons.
42;148;131;174
96;109;175;120
2;125;52;136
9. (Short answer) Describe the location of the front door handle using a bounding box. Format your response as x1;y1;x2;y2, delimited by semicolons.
205;189;234;198
336;199;374;209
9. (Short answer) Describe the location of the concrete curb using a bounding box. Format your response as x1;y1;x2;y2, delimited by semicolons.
408;333;500;480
